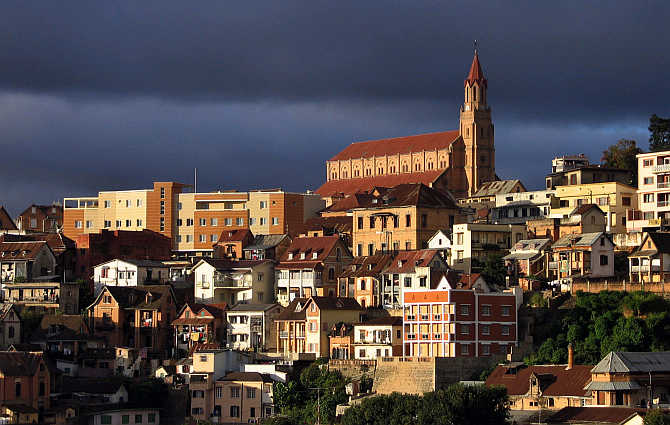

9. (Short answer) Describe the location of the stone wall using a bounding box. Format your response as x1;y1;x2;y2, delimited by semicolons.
329;359;377;381
571;280;670;296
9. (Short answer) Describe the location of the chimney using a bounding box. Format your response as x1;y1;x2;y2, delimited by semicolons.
567;343;574;370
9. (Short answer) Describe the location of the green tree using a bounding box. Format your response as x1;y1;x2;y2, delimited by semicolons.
480;254;506;287
645;409;670;425
601;139;641;185
649;114;670;152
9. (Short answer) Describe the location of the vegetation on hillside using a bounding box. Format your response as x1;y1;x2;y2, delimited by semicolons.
525;291;670;365
339;384;508;425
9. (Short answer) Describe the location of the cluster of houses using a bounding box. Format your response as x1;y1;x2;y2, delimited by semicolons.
2;50;670;424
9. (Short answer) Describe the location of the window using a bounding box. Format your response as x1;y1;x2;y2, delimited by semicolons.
160;187;165;199
481;305;491;316
482;345;491;355
502;326;510;336
236;217;243;226
357;217;363;229
199;235;206;242
644;193;654;203
86;220;93;229
135;414;143;423
186;235;193;242
191;408;203;415
199;218;206;226
461;324;470;335
260;217;266;225
368;243;374;256
502;305;511;316
405;214;411;227
104;200;111;208
481;325;490;335
148;414;156;423
260;201;267;209
101;415;112;425
186;218;193;226
211;218;218;226
357;244;362;256
421;214;427;228
125;199;131;207
600;255;609;266
228;405;240;418
271;217;279;225
210;234;217;242
249;217;256;225
461;344;469;355
643;159;654;167
115;220;122;228
231;387;240;398
137;219;142;227
644;177;654;185
247;387;256;399
160;200;165;214
369;216;375;228
419;277;427;287
122;415;130;424
224;218;232;226
460;305;470;315
622;197;631;207
74;220;83;229
104;220;111;228
125;219;131;227
216;386;223;398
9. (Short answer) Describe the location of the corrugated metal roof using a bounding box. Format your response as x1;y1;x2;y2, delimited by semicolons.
592;351;670;374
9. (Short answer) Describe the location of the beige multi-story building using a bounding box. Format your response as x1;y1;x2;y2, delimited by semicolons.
317;51;495;202
550;182;637;234
450;223;527;272
628;150;670;231
64;182;323;257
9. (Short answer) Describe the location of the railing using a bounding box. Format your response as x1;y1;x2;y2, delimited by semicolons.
548;261;560;269
433;314;441;320
420;334;429;340
405;315;415;321
659;201;670;208
279;331;288;339
658;182;670;189
406;334;416;340
420;314;429;320
433;334;441;339
652;164;670;174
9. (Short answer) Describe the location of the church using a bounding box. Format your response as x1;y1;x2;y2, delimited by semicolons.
316;51;496;202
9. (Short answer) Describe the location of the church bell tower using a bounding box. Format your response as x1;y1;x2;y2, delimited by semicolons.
459;47;495;196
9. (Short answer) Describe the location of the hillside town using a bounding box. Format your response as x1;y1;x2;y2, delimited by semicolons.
2;49;670;425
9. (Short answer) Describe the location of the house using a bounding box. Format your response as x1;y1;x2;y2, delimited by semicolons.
93;259;171;295
87;285;177;356
213;229;254;259
459;180;527;206
628;150;670;232
351;317;403;359
242;234;291;261
63;376;128;404
226;304;282;351
210;372;279;423
0;304;20;350
15;204;63;234
628;232;670;283
0;351;52;411
450;223;527;272
547;407;647;425
188;349;253;422
0;241;57;283
337;253;394;308
559;204;607;237
0;207;17;234
81;406;160;425
275;297;363;359
586;351;670;408
3;281;79;313
32;314;96;362
172;303;227;355
485;346;592;410
351;183;460;256
427;229;451;262
192;258;275;305
276;236;352;306
503;239;552;286
547;232;615;281
545;164;632;190
299;216;353;248
1;232;78;282
380;249;450;309
489;189;556;225
329;323;354;360
403;273;518;357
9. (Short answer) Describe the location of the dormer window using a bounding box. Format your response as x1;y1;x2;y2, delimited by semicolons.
295;302;302;312
288;253;293;260
300;252;306;260
146;293;153;304
398;260;402;267
312;252;318;259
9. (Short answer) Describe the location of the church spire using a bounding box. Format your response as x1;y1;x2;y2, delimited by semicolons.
464;49;487;88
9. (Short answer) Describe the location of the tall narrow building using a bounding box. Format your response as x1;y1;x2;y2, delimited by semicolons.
317;51;496;202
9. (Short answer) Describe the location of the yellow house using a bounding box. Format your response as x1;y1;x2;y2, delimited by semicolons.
551;182;637;234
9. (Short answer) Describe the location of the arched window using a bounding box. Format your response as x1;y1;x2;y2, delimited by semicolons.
473;86;477;102
328;268;335;280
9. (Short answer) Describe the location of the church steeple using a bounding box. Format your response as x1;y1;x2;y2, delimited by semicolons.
460;46;495;196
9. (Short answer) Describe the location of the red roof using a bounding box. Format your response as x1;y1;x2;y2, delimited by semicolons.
547;407;644;424
216;229;252;243
277;235;342;269
384;249;441;274
0;206;17;231
329;130;459;162
316;169;446;198
465;52;487;88
486;364;592;397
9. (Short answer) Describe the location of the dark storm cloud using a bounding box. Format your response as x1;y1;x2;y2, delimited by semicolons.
0;1;669;215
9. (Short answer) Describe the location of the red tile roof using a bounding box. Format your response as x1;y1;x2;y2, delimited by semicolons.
0;241;51;261
383;249;441;274
216;229;253;243
277;236;341;269
486;364;592;397
465;52;487;88
315;170;446;198
0;206;17;231
547;407;644;424
328;130;460;162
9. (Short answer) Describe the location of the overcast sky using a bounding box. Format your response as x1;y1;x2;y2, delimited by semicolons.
1;1;669;216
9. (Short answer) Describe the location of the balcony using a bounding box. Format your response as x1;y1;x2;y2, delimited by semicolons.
213;274;251;288
406;334;416;340
652;164;670;174
658;182;670;189
279;331;288;339
405;315;416;321
659;201;670;208
548;261;560;269
433;314;441;321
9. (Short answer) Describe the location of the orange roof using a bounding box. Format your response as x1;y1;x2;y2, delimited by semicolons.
328;130;459;162
465;52;487;88
316;169;446;198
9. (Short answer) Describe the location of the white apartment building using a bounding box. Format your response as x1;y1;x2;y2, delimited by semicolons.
629;150;670;231
226;304;281;351
93;259;170;295
192;259;274;305
450;223;527;272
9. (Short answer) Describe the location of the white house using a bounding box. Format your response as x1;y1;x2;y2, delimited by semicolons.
192;259;275;305
226;303;282;351
352;317;403;360
427;229;452;263
93;259;170;294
